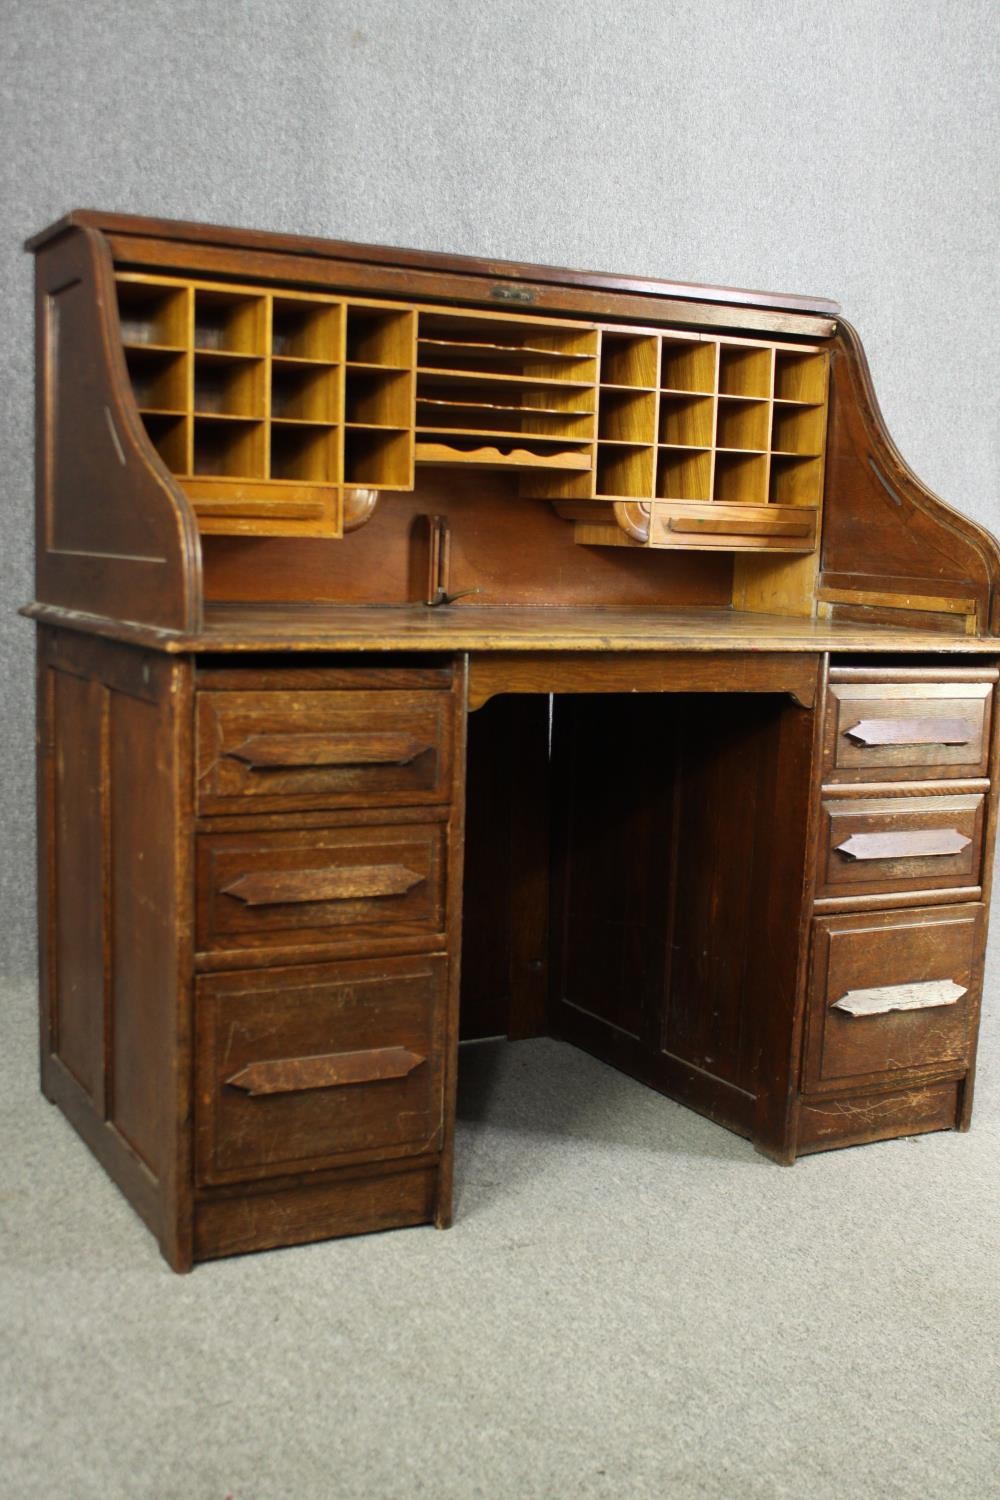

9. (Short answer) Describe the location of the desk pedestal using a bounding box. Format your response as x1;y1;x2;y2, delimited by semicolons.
36;629;997;1267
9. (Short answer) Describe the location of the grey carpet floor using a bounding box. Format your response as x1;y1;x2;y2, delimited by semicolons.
2;974;998;1500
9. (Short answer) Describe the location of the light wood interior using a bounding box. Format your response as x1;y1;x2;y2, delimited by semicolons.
115;275;831;571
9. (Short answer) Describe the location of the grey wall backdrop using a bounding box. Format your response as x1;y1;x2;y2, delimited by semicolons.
1;0;997;981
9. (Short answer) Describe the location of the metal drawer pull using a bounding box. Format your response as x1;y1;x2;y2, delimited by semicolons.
835;828;971;861
226;1045;425;1096
222;864;426;906
833;979;966;1018
225;731;432;769
844;717;972;747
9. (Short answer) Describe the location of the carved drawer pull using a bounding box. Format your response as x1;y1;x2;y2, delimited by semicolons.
225;731;432;769
835;828;971;861
833;979;966;1018
226;1045;425;1096
844;717;972;747
222;863;426;906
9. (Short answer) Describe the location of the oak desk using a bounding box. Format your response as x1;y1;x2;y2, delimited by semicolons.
25;212;1000;1269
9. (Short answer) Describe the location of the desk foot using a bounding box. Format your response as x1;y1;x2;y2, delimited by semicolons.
752;1141;797;1167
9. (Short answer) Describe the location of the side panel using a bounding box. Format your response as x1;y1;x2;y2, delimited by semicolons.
820;321;1000;634
461;694;551;1041
37;627;194;1268
34;227;201;631
48;670;106;1105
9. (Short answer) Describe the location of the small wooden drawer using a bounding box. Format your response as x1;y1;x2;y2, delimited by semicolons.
824;679;993;781
804;904;982;1091
196;819;447;963
195;955;447;1185
197;687;455;814
816;788;985;899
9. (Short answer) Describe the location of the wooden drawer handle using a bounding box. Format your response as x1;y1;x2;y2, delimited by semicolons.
835;828;972;861
844;717;973;747
226;1045;425;1096
666;516;812;538
225;731;432;769
832;979;966;1018
222;863;426;906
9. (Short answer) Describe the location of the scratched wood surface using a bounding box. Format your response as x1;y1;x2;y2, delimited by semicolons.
193;606;1000;655
26;215;1000;1268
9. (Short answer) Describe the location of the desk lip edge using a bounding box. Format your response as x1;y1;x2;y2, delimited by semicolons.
21;601;1000;657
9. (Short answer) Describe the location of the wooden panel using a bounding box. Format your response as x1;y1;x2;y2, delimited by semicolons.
196;687;454;813
824;681;992;780
196;821;446;961
34;228;200;631
50;669;107;1107
32;209;836;316
195;956;448;1185
796;1080;960;1154
97;223;837;337
193;1162;437;1260
108;689;184;1180
804;905;982;1091
550;695;676;1041
821;322;999;634
468;650;819;711
37;629;194;1269
548;689;817;1124
197;662;454;692
460;695;551;1041
202;471;732;612
817;790;984;898
661;696;776;1088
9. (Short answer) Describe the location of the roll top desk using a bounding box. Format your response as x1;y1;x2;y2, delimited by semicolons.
25;211;1000;1270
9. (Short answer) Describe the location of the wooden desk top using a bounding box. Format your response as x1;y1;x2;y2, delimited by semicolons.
23;602;1000;656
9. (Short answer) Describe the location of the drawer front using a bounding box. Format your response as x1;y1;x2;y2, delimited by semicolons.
804;905;982;1091
817;790;985;898
197;689;455;813
824;682;992;781
195;956;447;1185
197;821;447;959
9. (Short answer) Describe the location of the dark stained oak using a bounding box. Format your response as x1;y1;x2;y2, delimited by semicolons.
196;819;446;962
25;211;1000;1266
803;905;983;1092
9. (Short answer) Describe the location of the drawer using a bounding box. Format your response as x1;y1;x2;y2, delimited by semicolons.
824;680;993;781
196;819;446;961
197;688;455;814
804;904;982;1091
195;955;448;1185
816;789;985;899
